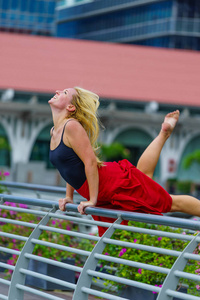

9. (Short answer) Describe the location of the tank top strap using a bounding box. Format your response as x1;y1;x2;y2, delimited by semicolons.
61;118;77;140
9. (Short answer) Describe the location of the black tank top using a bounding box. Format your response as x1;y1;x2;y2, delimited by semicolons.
49;120;86;190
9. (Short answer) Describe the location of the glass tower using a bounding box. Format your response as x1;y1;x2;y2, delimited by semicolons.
56;0;200;50
0;0;57;36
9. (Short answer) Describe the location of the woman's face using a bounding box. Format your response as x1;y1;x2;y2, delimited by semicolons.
48;88;76;107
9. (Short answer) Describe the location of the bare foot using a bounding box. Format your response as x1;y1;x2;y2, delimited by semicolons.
161;110;180;136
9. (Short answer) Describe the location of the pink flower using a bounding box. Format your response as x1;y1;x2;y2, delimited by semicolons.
105;252;109;256
52;220;56;225
19;203;28;209
66;225;71;230
157;237;162;241
196;285;200;290
119;248;127;257
10;211;16;215
134;239;137;243
4;171;10;176
152;284;160;294
182;232;186;235
195;269;200;274
138;268;142;274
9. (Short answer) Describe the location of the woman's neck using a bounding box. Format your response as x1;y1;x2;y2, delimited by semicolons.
51;109;69;130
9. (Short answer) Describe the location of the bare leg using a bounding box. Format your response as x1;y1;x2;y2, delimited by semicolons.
170;194;200;216
137;110;180;179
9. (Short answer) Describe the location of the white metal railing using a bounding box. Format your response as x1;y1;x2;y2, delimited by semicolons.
0;186;200;300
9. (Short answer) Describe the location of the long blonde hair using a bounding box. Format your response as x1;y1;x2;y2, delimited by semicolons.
69;87;104;167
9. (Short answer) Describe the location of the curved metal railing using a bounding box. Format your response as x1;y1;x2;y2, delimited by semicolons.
0;190;200;300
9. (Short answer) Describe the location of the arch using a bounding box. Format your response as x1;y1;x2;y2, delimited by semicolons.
177;134;200;182
114;127;160;178
30;124;54;169
0;123;10;167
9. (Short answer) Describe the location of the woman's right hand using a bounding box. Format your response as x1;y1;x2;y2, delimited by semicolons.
59;197;73;211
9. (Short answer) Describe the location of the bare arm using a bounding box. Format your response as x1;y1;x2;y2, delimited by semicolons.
64;120;99;214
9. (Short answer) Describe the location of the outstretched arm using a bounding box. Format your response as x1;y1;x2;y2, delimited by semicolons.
64;120;99;214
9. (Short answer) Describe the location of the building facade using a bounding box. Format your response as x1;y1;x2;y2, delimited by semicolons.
0;0;56;36
0;32;200;194
1;88;200;192
56;0;200;50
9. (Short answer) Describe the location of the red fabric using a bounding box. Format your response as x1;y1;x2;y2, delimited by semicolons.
76;159;172;236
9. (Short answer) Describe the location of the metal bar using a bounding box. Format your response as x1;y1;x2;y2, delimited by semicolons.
174;270;200;281
16;284;65;300
0;263;15;270
1;193;200;231
0;204;47;216
81;287;128;300
31;238;90;257
113;224;195;241
39;225;99;241
0;295;8;300
0;217;36;228
102;238;181;257
87;270;161;292
0;279;11;286
0;232;28;242
0;181;66;194
166;289;200;300
183;253;200;261
0;247;20;256
20;268;76;290
94;253;169;274
24;253;82;273
0;194;59;209
49;212;112;228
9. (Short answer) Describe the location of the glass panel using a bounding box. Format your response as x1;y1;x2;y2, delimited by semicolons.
20;0;27;12
2;0;10;9
11;0;19;10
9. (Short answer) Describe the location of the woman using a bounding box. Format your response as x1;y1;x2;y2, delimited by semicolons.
49;87;200;236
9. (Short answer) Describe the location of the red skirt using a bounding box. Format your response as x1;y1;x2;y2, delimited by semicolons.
76;159;172;236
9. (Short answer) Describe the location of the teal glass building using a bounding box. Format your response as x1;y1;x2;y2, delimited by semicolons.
56;0;200;50
0;0;56;36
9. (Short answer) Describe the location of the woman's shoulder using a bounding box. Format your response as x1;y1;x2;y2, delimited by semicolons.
65;119;83;131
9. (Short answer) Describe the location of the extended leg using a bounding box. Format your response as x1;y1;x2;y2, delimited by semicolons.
170;194;200;216
137;110;180;179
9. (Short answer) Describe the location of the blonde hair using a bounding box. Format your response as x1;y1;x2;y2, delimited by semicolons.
69;87;104;167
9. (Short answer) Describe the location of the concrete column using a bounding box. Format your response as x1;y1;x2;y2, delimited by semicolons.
0;115;51;167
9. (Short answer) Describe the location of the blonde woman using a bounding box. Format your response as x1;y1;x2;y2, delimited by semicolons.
49;87;200;236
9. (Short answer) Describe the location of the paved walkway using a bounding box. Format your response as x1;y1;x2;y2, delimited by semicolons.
0;273;104;300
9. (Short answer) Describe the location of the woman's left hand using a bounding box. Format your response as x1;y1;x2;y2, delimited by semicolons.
78;200;96;215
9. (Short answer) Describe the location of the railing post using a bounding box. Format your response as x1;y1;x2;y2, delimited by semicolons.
157;232;200;300
8;207;56;300
72;216;123;300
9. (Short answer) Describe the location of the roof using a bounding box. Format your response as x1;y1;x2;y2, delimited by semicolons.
1;32;200;106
